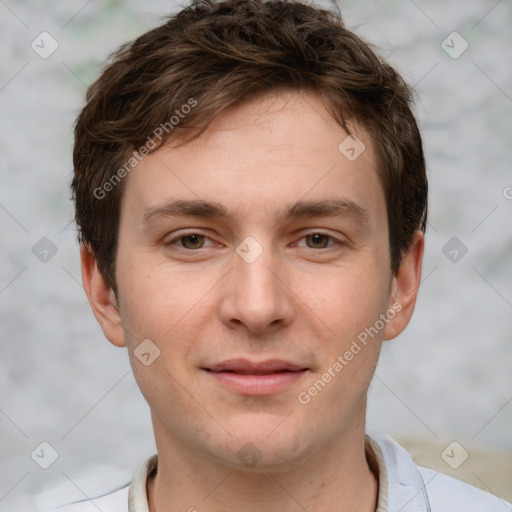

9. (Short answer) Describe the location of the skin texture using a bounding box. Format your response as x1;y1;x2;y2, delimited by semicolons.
81;90;424;512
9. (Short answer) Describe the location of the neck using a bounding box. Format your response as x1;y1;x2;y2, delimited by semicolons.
147;422;378;512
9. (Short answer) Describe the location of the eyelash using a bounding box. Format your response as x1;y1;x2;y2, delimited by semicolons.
165;230;343;251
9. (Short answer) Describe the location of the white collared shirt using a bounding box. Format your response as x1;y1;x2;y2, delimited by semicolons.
43;436;511;511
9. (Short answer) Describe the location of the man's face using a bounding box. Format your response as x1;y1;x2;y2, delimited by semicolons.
110;90;407;469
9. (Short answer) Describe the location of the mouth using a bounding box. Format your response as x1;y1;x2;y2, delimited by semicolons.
202;359;309;395
206;369;303;375
204;358;308;373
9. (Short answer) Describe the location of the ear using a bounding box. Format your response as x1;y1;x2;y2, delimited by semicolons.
383;231;424;341
80;245;126;347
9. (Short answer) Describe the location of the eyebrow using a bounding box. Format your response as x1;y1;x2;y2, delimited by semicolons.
141;198;369;227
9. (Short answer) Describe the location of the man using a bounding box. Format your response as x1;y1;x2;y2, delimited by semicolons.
52;0;510;510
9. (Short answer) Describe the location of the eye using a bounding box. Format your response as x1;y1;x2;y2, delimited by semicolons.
180;233;205;249
297;232;339;249
166;232;215;250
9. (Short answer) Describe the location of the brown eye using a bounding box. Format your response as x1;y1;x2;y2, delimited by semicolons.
305;233;331;249
180;234;205;249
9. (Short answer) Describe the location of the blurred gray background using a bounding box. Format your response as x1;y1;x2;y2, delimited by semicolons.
1;0;511;510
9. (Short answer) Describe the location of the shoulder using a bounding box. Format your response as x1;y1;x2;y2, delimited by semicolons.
43;485;129;512
418;466;512;512
34;462;136;512
370;435;512;512
37;454;157;512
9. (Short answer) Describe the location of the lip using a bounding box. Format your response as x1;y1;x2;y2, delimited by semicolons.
202;358;308;396
206;358;307;373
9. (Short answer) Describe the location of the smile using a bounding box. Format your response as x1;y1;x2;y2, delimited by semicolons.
203;362;309;395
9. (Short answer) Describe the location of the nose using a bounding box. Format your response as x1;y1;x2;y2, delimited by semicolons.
218;240;295;335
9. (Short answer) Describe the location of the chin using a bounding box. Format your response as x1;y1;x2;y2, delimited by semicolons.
206;418;312;472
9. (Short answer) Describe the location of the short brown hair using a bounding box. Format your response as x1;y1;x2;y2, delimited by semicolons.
72;0;427;294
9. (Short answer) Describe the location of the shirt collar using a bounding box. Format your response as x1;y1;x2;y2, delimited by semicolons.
129;454;155;512
128;435;425;512
365;435;389;512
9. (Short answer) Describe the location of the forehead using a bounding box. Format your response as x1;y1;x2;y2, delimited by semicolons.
120;90;385;230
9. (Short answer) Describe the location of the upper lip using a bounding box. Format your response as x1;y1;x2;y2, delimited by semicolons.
204;358;307;374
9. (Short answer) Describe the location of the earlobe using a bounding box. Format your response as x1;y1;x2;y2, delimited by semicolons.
80;245;126;347
383;231;424;341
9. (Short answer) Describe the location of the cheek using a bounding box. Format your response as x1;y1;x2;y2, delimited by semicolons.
295;269;386;412
117;271;205;419
117;257;218;375
118;255;203;333
296;262;389;337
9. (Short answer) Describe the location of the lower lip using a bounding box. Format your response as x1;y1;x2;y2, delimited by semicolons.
204;370;308;395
